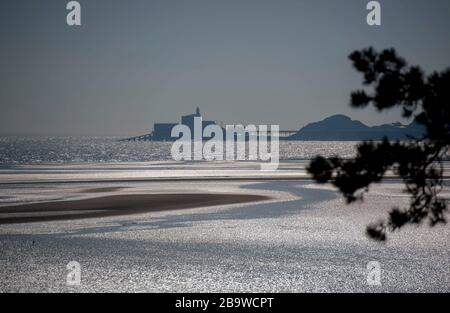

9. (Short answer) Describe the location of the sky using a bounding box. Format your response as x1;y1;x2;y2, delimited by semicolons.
0;0;449;136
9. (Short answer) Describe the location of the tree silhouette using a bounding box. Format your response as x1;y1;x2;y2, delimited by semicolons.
307;47;449;241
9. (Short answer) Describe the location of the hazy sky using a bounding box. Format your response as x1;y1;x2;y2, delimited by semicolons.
1;0;449;136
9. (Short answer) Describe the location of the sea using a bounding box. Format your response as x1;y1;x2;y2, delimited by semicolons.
0;136;360;165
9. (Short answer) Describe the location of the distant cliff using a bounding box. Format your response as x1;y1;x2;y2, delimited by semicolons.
286;115;425;141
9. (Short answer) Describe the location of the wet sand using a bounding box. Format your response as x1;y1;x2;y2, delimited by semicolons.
0;180;448;292
0;193;269;224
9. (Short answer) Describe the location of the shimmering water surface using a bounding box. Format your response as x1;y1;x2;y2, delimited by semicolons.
0;136;359;164
0;137;449;292
1;181;449;292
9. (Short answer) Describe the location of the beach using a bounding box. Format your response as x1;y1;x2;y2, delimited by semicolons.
2;0;449;299
0;161;449;292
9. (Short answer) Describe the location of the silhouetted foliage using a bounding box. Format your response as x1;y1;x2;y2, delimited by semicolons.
307;47;449;241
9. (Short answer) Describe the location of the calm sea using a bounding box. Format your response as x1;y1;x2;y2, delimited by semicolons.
0;136;360;164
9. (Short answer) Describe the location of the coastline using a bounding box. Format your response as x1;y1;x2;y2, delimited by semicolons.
2;160;450;185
